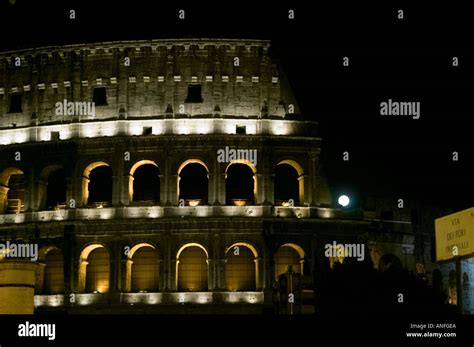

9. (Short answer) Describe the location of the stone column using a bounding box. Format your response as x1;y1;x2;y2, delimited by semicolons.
209;156;218;205
218;259;226;290
112;173;121;206
169;174;178;206
165;51;175;117
164;155;175;205
261;149;273;205
158;174;165;205
299;259;305;275
117;48;128;115
156;259;163;291
32;63;39;118
255;174;263;204
263;229;277;291
35;180;47;211
34;262;46;294
78;259;88;293
63;225;75;300
0;260;40;314
208;173;216;205
163;234;171;291
24;166;35;212
266;174;275;206
265;251;274;290
300;175;308;206
122;174;131;205
255;257;264;290
28;125;37;142
65;177;73;209
0;185;9;213
262;231;276;307
215;170;226;205
207;259;215;290
115;155;125;206
78;175;87;207
110;242;122;293
123;259;133;292
72;59;81;106
170;259;178;291
209;233;220;290
308;151;318;206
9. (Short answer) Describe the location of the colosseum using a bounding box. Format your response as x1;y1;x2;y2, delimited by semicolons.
0;38;429;314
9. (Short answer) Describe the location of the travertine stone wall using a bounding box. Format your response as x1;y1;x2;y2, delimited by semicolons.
0;39;300;128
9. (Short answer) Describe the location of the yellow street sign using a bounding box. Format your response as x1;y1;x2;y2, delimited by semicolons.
435;207;474;261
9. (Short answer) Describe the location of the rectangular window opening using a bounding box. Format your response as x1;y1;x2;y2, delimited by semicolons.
51;131;60;140
92;87;108;106
236;125;246;134
8;94;22;113
186;84;203;103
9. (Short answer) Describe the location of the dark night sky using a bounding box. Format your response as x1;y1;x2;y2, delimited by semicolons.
2;0;474;212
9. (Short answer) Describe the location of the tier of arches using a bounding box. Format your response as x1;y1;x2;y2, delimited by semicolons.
35;242;307;294
0;158;307;214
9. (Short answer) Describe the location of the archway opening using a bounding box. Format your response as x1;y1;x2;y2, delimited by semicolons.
225;244;256;291
87;165;112;207
132;164;160;203
226;163;255;206
45;168;67;210
85;247;110;293
178;162;208;206
131;245;159;292
43;248;65;294
177;245;208;291
275;244;304;280
4;170;26;214
274;163;300;206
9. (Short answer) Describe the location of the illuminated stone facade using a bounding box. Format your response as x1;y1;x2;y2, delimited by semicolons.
0;39;431;313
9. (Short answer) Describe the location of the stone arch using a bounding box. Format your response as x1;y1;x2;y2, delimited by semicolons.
225;160;257;174
277;159;304;176
129;160;157;174
176;242;209;259
225;242;259;258
0;167;24;186
38;245;60;261
178;159;210;175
